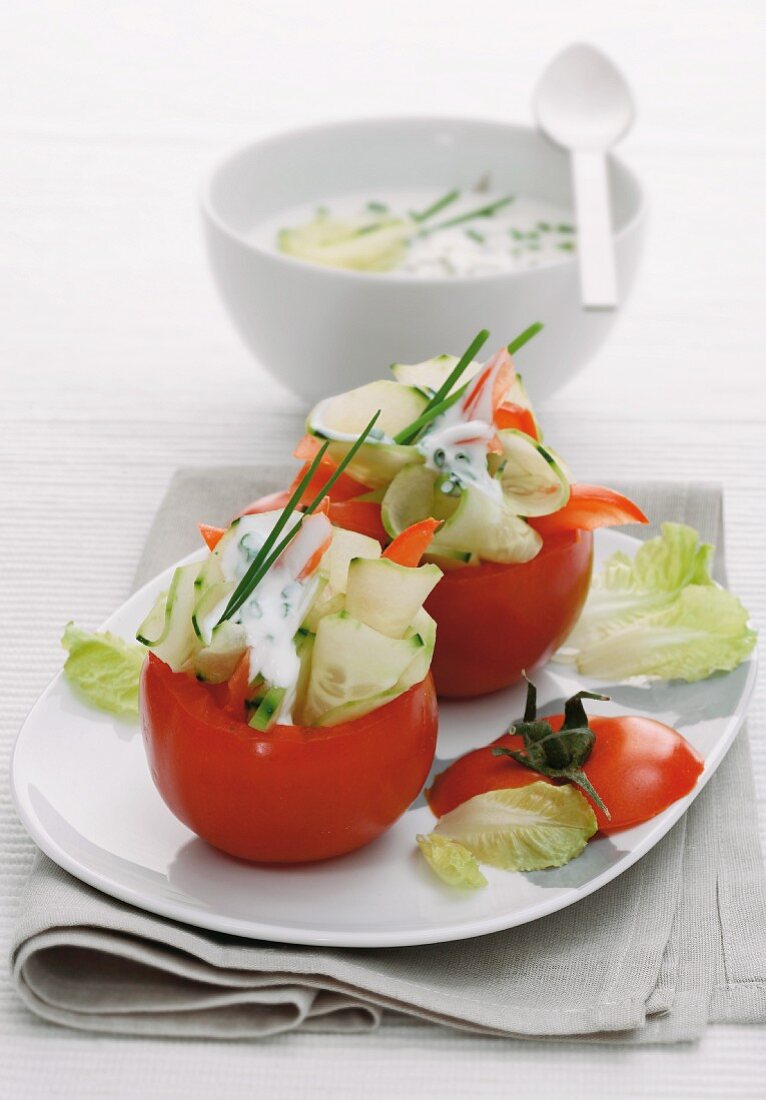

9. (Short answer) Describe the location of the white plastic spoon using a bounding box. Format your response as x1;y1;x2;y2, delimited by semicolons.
534;43;635;310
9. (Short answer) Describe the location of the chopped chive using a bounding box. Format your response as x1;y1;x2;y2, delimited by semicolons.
316;205;329;218
367;201;389;213
557;241;575;252
218;414;380;623
507;322;543;356
510;228;525;241
557;224;576;234
354;221;386;237
465;228;486;244
537;221;552;232
410;189;461;224
423;196;515;235
394;329;490;445
526;231;539;241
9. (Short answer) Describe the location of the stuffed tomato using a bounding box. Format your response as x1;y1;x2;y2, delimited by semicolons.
289;326;648;697
141;654;437;862
137;472;442;862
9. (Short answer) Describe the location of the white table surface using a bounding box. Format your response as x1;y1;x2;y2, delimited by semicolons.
2;1;765;1095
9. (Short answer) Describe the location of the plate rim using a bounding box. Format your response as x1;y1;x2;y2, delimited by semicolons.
11;532;759;948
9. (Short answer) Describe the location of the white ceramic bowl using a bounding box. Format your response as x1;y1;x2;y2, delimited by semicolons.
201;117;646;404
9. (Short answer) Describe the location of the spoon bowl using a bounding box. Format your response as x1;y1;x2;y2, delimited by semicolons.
535;43;635;151
534;44;635;309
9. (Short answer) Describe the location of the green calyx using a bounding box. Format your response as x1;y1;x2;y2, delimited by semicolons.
492;678;611;818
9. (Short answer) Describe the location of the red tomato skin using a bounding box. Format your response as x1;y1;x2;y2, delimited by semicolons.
141;655;438;863
327;499;388;543
425;531;594;697
235;489;292;519
426;715;704;833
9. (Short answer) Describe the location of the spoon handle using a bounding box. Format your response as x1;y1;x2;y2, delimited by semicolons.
571;150;618;309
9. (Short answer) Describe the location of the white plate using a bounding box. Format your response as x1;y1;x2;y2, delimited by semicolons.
11;530;756;948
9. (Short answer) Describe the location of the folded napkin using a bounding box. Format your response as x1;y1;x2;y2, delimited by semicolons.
11;472;766;1042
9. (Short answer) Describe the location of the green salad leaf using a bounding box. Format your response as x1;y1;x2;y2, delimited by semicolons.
62;623;145;717
557;523;756;682
433;782;597;872
416;833;488;889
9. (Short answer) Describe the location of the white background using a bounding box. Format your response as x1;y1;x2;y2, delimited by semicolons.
2;1;765;1096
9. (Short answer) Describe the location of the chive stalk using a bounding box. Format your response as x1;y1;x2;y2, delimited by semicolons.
421;196;515;235
507;322;543;356
218;413;381;623
394;329;490;445
409;189;461;224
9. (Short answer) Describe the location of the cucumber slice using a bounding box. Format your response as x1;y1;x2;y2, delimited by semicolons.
315;607;437;726
279;217;409;273
302;529;381;631
345;557;442;639
309;380;427;440
432;484;542;564
424;548;480;571
398;607;437;690
326;440;421;490
308;381;426;489
191;580;235;643
136;591;167;647
390;354;481;395
381;463;439;538
249;686;286;731
382;461;542;563
290;631;315;725
491;429;570;517
321;526;382;593
138;562;201;670
314;688;400;728
192;620;247;683
304;611;424;725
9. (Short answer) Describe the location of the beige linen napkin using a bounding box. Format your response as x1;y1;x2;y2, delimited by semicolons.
11;472;766;1042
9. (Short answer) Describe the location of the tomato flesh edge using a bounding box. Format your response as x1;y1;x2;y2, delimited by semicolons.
327;499;388;543
529;485;648;537
383;518;441;567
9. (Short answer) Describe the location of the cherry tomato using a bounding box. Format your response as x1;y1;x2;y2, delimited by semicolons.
141;654;438;863
426;714;704;833
425;530;593;697
528;485;648;537
383;518;441;567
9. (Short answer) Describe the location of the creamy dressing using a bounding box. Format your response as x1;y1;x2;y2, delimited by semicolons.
203;511;327;721
257;186;577;277
417;412;502;503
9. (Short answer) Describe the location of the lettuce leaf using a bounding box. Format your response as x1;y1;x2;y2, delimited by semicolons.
433;782;597;872
557;523;756;682
416;834;487;888
62;623;145;716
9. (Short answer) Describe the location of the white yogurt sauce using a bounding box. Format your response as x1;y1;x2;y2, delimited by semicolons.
203;510;328;720
257;185;577;277
417;413;502;502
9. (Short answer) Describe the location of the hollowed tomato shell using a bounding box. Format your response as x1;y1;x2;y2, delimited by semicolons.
425;531;594;698
140;654;438;863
